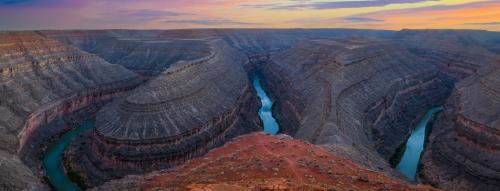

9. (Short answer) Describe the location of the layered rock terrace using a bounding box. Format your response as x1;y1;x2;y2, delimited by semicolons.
420;64;500;191
0;29;499;190
65;40;261;186
0;31;142;189
260;37;454;175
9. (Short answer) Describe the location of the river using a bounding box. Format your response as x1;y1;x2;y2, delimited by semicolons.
42;76;278;190
43;120;93;191
396;107;443;181
253;75;280;135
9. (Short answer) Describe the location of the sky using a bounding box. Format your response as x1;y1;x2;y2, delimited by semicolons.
0;0;499;31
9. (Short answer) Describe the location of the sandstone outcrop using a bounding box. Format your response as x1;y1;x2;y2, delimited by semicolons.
65;40;261;186
420;63;500;191
0;31;141;189
260;37;454;175
93;133;440;191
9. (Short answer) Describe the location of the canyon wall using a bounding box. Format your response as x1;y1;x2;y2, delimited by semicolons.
42;30;212;76
260;37;454;176
393;30;500;190
0;31;142;189
420;64;500;191
157;29;394;54
393;29;499;80
1;29;498;190
64;40;262;187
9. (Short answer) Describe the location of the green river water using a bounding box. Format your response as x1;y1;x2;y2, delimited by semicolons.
43;120;93;191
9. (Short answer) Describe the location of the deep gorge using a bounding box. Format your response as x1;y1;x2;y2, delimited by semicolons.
1;29;499;191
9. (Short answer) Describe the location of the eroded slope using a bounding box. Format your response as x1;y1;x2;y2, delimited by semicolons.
0;31;141;190
42;30;212;76
420;63;500;191
261;37;454;174
65;40;262;187
94;133;439;191
393;29;500;80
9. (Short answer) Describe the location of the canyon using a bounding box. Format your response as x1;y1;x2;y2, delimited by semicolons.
0;29;498;191
419;63;500;191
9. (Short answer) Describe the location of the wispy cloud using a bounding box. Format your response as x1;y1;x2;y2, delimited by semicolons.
289;16;383;23
287;16;384;27
353;0;499;17
97;9;193;23
0;0;29;5
0;0;65;7
1;0;499;30
163;19;260;26
337;0;500;29
243;0;436;10
342;17;384;22
465;22;500;25
117;9;192;19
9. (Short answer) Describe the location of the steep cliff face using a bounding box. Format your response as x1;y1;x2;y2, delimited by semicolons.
420;64;500;191
93;133;439;191
260;38;454;175
0;31;141;190
65;40;261;187
42;30;212;76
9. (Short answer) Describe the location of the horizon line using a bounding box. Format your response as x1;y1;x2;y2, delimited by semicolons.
0;27;498;32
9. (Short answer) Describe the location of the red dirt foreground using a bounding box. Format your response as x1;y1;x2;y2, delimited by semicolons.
136;133;439;191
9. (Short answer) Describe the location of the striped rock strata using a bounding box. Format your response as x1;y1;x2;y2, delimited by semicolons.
65;40;261;187
259;37;454;175
42;30;212;76
420;64;500;191
0;32;141;190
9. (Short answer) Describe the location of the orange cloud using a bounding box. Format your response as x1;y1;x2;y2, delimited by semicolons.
349;1;500;30
0;0;499;31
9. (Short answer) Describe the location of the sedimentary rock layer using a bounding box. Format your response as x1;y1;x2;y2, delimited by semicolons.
420;64;500;191
1;29;498;190
0;31;141;189
42;30;212;76
158;29;394;54
66;40;261;186
93;133;440;191
260;37;454;175
393;29;500;80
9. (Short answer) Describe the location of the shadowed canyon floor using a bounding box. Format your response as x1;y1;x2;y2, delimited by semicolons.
0;29;499;191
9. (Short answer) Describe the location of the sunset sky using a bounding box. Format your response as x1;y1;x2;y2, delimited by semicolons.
0;0;499;31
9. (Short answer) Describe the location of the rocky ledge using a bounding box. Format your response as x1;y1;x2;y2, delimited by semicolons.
65;40;261;187
93;133;440;191
420;64;500;191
